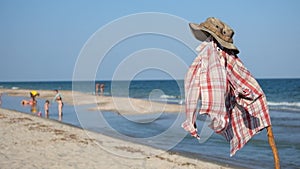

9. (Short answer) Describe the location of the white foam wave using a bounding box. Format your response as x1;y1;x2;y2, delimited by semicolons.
268;101;300;107
267;101;300;112
160;94;177;99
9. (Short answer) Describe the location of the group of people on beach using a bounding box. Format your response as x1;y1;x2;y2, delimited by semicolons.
21;89;63;119
95;83;105;96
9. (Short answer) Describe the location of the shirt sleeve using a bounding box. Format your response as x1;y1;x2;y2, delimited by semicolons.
181;54;202;134
198;45;228;133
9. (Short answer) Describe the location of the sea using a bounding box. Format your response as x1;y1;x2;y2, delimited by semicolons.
0;79;299;169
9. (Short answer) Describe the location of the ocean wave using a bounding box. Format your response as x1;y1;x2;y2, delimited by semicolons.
268;101;300;112
153;99;300;112
268;101;300;107
160;94;177;99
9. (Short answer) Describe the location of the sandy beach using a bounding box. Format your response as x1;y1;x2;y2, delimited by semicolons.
0;89;237;169
0;107;236;169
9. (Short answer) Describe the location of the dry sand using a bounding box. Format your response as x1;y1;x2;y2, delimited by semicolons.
0;108;236;169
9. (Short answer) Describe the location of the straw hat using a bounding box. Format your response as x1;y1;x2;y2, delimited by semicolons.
189;17;239;54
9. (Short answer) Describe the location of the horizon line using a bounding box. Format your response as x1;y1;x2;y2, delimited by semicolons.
1;77;300;83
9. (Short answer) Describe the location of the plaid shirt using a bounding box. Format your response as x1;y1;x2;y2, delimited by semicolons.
182;40;271;156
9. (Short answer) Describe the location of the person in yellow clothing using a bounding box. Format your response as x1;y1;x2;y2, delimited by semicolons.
20;91;40;115
29;90;39;105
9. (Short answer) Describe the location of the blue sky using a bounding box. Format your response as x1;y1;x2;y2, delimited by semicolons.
0;0;300;81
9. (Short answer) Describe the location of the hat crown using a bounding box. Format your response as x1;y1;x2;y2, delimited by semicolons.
200;17;234;43
189;17;239;54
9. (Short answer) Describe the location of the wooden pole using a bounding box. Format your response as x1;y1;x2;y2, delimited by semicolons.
267;126;280;169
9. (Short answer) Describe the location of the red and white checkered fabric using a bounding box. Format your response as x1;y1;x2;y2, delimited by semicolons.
182;40;271;156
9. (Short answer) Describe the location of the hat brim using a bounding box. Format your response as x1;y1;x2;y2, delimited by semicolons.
189;23;239;54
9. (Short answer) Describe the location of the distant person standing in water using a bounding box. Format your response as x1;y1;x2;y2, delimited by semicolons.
95;83;100;95
53;90;63;117
29;91;39;105
29;91;40;115
44;100;50;118
100;83;105;96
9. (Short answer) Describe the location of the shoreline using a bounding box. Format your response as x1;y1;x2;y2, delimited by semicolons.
0;88;183;115
0;107;238;169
